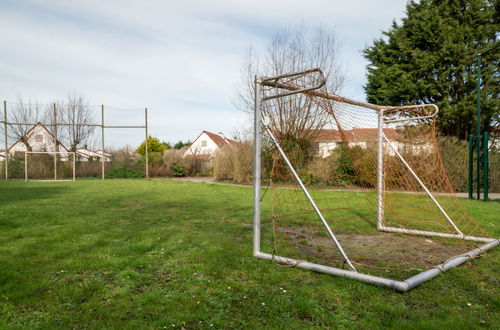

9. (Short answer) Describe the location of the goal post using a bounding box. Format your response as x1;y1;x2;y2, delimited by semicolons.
252;68;499;292
24;151;76;182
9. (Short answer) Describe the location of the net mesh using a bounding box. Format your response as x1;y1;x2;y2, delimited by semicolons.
26;152;75;181
1;101;147;179
260;80;490;279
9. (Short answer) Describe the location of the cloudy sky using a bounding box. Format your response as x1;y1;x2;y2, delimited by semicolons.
0;0;408;147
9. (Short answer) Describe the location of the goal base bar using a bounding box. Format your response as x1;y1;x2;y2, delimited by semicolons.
254;239;499;292
378;225;495;243
26;179;75;182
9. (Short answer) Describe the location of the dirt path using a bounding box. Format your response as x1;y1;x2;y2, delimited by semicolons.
154;177;500;199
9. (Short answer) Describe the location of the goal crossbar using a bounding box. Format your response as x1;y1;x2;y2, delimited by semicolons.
252;68;499;291
24;151;76;182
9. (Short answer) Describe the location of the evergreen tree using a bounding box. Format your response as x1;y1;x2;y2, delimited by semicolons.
364;0;498;138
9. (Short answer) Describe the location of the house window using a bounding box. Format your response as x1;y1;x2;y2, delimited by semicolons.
34;134;43;143
201;140;207;147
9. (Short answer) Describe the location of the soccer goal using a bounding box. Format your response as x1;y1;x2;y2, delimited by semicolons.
24;151;76;182
252;68;499;292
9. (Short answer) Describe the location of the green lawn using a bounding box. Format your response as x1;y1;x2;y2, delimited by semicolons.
0;179;498;329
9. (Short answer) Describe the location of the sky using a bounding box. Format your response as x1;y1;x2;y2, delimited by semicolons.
0;0;409;147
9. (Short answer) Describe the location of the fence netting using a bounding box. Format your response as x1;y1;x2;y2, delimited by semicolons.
1;101;147;179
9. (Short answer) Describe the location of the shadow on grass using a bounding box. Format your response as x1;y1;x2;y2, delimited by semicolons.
0;184;70;204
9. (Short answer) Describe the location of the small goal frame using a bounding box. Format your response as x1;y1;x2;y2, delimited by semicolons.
24;151;76;182
252;68;499;292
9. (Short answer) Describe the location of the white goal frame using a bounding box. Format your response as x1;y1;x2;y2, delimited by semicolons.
252;68;499;292
24;151;76;182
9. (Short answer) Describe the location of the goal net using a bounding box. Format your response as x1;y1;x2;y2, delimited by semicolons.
253;69;498;291
25;151;76;181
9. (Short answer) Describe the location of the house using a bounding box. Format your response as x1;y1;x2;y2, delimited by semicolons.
5;122;71;160
76;148;111;162
313;128;406;158
1;122;110;161
184;130;238;157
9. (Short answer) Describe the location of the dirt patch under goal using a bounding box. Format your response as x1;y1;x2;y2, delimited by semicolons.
276;227;478;274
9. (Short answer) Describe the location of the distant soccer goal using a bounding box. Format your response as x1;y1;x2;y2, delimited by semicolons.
252;68;499;292
24;151;76;182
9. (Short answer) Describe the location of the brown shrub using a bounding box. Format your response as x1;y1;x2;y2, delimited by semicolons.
161;149;212;177
213;145;235;181
214;142;253;183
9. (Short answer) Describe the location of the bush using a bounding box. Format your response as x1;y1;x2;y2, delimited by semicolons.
213;146;235;181
214;142;252;183
76;161;102;178
171;163;186;177
106;148;144;178
106;167;144;178
438;136;468;192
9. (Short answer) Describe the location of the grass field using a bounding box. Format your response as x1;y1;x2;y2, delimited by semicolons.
0;179;498;328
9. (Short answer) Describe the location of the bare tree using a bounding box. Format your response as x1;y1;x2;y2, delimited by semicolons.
236;25;345;141
7;97;46;151
61;92;96;152
42;100;65;154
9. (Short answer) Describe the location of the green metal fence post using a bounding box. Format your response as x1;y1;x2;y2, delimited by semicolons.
468;135;473;199
483;132;489;201
476;55;481;200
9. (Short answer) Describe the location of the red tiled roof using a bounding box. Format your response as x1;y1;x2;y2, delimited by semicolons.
313;128;401;142
314;129;340;141
194;130;239;148
224;138;239;147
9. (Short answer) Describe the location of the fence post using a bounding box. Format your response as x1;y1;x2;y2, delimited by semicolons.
101;105;105;180
53;103;57;180
3;101;7;181
468;135;473;199
24;151;27;182
483;132;489;201
145;108;149;180
476;55;482;200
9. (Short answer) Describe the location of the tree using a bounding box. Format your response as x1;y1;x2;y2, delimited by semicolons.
60;92;96;152
173;140;191;150
7;97;46;151
236;25;345;142
136;136;168;156
363;0;499;139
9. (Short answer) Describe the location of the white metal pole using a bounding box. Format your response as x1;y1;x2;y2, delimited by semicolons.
253;77;262;256
376;110;384;229
3;101;7;181
255;238;499;292
73;152;76;182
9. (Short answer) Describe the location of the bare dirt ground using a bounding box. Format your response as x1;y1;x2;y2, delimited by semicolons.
276;227;478;275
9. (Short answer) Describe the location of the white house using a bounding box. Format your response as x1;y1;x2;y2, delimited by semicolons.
3;123;71;159
76;148;111;162
184;130;238;157
313;128;404;158
0;122;110;161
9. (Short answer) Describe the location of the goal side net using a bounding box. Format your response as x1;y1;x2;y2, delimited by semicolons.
24;151;76;182
252;68;499;292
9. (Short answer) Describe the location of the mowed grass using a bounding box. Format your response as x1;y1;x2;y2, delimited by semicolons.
0;179;498;329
